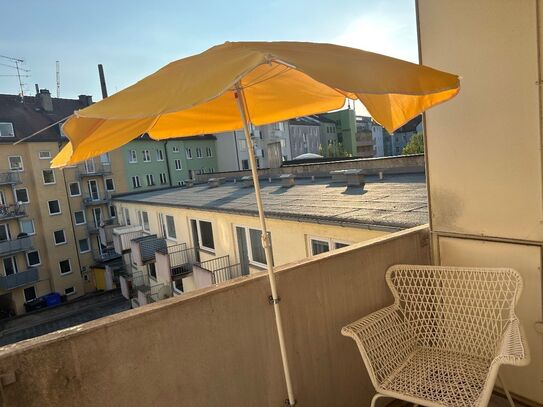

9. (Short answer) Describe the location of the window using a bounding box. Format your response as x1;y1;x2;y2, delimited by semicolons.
26;250;41;267
100;153;110;164
15;188;29;203
165;215;176;240
0;122;15;138
174;159;182;170
128;149;137;163
308;237;350;256
192;219;214;251
140;211;150;232
195;147;202;158
131;176;141;188
109;205;116;218
20;219;35;235
8;156;23;171
159;173;168;184
54;229;66;245
241;159;249;170
172;146;180;153
59;259;72;275
69;182;81;197
185;148;193;159
78;238;90;253
3;256;18;275
273;122;284;131
146;174;155;186
147;263;157;280
205;147;213;157
48;200;61;215
39;151;51;160
74;211;86;225
142;150;151;162
238;139;247;151
23;286;37;302
123;208;131;225
105;178;115;191
237;226;272;266
64;286;76;296
156;149;164;161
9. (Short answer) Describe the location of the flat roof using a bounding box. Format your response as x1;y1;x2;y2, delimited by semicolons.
114;173;428;231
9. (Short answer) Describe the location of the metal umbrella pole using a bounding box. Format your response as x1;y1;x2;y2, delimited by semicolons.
234;81;296;406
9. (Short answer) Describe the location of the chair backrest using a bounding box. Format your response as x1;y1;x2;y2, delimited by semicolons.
386;265;523;360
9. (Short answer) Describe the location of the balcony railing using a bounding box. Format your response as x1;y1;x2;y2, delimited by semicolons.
130;235;167;266
0;171;20;185
197;255;243;285
155;243;196;280
76;162;112;179
0;235;32;256
99;219;120;245
137;282;173;306
112;225;144;254
82;193;111;206
0;267;38;290
93;247;121;263
0;203;26;221
0;226;433;406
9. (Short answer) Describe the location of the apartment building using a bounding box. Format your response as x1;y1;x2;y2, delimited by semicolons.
321;108;357;156
110;172;427;306
288;117;321;158
355;116;374;158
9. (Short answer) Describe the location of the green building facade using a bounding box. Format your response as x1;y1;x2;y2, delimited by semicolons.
322;108;357;156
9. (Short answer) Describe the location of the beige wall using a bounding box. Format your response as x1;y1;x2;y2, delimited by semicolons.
0;226;430;407
418;0;543;402
115;201;390;272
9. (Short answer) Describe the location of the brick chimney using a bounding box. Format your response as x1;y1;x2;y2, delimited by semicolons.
38;89;53;112
78;95;93;107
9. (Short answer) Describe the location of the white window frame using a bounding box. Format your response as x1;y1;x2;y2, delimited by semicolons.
15;187;29;204
38;151;51;160
19;219;35;235
192;218;215;253
104;177;115;191
195;147;202;158
109;205;116;219
142;149;151;162
172;146;180;153
47;199;62;215
140;211;150;232
78;237;91;253
68;182;81;197
64;286;76;296
123;208;131;226
59;259;72;275
185;148;193;159
159;173;167;184
0;122;15;138
307;236;351;256
131;176;141;188
8;155;23;171
26;250;41;267
43;169;58;187
156;149;164;161
74;210;86;225
174;159;182;170
164;214;177;241
234;225;270;268
128;149;137;163
54;229;67;246
23;286;37;302
205;147;213;157
146;174;155;186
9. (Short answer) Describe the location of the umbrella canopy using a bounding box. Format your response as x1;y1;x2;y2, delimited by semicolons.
52;41;459;167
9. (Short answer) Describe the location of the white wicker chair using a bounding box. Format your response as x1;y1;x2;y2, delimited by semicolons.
342;265;530;407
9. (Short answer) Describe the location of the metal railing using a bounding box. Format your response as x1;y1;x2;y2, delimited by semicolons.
146;283;172;303
137;236;167;264
93;247;120;262
76;162;112;178
0;235;32;256
0;203;26;220
82;193;112;206
0;268;38;290
112;225;144;254
198;255;243;285
131;270;146;290
0;171;21;185
157;244;198;278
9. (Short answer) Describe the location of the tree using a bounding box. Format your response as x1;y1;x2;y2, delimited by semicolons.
402;133;425;155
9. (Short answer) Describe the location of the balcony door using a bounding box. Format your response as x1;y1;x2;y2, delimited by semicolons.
0;223;10;242
0;191;6;206
88;180;100;201
85;159;96;174
93;207;102;228
235;226;250;276
2;256;18;276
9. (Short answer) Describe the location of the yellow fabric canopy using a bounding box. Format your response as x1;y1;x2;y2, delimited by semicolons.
52;41;460;167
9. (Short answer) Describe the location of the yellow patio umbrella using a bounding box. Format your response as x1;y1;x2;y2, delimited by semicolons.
51;41;460;406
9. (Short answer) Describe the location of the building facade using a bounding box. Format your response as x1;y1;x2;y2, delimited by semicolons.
321;108;357;156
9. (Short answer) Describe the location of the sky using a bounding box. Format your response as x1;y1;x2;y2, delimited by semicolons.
0;0;418;109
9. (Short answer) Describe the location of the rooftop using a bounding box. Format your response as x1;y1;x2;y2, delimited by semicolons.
114;173;428;230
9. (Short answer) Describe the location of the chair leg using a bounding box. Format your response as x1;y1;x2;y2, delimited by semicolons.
370;393;387;407
497;373;516;407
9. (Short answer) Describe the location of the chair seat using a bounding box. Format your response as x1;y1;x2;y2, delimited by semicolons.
381;348;491;407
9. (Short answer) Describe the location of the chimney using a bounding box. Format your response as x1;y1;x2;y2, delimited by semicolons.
78;95;93;107
34;84;39;95
38;89;53;112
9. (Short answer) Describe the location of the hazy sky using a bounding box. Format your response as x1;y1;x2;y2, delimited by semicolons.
0;0;418;102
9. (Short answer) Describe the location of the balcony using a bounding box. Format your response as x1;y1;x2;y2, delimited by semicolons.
137;282;172;306
0;235;32;256
195;255;243;285
155;243;193;279
0;171;20;185
0;203;26;221
112;225;144;254
76;162;112;179
82;193;111;206
0;267;38;290
93;247;121;263
130;235;167;266
0;226;435;406
99;219;119;246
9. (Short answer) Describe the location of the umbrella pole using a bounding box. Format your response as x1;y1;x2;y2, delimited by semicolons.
234;82;296;406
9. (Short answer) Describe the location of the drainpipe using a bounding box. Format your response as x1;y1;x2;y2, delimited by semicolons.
234;131;241;170
164;140;173;186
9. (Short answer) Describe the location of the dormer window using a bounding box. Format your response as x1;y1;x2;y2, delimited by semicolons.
0;122;15;138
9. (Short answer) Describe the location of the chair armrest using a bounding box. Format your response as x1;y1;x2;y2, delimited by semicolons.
491;318;530;368
342;305;416;387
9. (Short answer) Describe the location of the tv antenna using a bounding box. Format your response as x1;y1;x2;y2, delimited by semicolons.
56;60;60;98
0;54;31;97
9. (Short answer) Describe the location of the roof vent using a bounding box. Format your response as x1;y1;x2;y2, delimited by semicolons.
329;169;346;183
344;169;365;189
241;175;253;188
280;174;295;188
38;89;53;112
185;179;195;188
208;177;225;188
